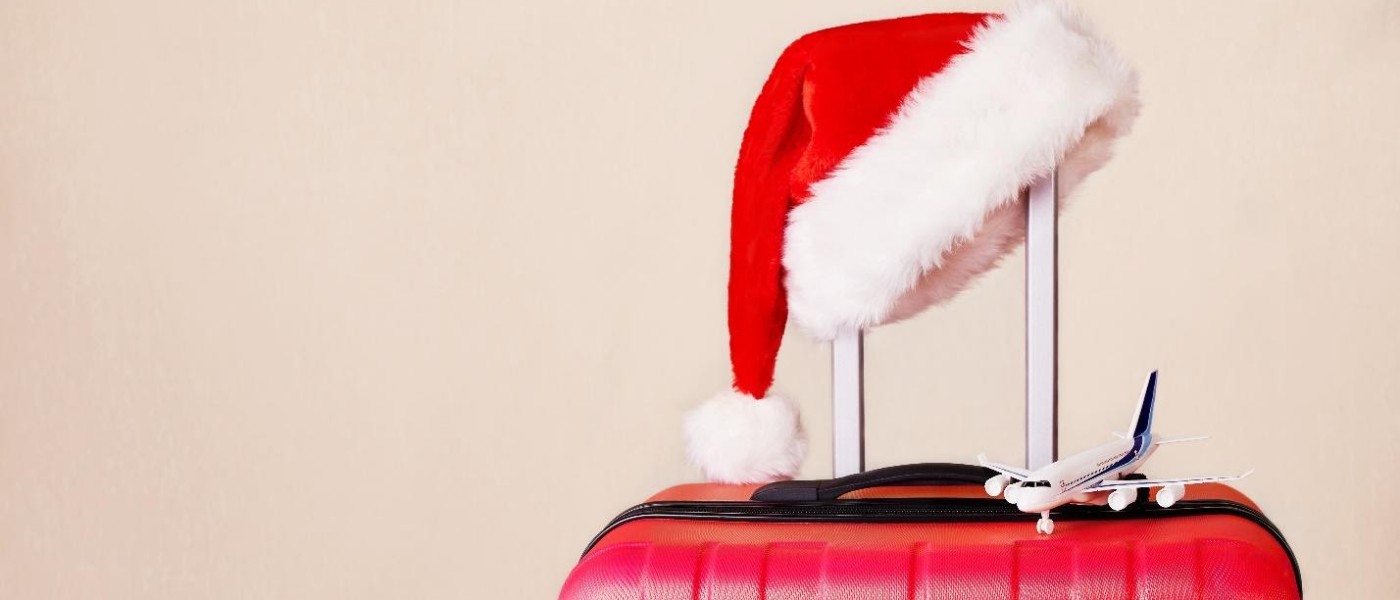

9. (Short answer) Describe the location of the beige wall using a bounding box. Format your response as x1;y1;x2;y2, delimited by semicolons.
2;0;1397;597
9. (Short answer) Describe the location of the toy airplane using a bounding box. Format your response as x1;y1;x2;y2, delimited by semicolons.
978;371;1253;535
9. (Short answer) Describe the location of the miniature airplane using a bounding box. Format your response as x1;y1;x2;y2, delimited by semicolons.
978;371;1253;535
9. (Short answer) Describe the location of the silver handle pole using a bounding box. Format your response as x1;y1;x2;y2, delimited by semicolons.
1025;172;1059;470
832;330;865;477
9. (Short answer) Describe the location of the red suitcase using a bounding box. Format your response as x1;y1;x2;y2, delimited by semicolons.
561;7;1300;599
562;470;1300;599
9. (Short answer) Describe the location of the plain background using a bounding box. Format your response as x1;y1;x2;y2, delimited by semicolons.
2;0;1398;597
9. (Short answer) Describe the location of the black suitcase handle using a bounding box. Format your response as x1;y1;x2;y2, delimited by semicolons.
751;463;997;502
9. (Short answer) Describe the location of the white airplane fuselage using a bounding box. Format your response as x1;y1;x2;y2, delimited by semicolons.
1009;434;1158;513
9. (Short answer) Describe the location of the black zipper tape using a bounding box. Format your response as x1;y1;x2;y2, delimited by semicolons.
580;497;1301;595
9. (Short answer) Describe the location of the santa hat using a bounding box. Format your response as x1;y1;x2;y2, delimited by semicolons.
684;1;1140;483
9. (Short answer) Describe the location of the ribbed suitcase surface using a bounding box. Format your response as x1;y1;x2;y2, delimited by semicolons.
561;481;1300;600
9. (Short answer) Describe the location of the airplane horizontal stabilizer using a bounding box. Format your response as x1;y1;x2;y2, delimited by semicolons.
1155;435;1210;445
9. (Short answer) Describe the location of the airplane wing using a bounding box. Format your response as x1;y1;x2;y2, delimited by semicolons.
977;453;1030;480
1084;469;1254;493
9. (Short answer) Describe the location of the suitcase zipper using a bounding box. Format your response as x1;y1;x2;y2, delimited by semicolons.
581;497;1301;593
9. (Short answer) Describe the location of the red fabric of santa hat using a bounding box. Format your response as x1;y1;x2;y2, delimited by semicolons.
685;0;1140;483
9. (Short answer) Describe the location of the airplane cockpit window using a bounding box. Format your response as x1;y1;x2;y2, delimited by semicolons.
1022;480;1051;488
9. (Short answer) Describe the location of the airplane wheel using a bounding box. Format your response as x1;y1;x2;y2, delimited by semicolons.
1036;517;1055;535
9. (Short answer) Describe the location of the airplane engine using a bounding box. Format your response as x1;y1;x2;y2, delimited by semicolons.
1004;483;1022;504
1156;483;1186;508
1107;488;1134;511
984;475;1011;497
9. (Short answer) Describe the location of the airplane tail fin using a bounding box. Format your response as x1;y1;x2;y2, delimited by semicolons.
1129;371;1158;439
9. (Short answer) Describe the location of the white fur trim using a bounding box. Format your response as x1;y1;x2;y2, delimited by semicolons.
784;0;1139;339
683;390;807;484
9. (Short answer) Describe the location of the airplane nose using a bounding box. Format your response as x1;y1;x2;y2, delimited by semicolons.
1016;490;1050;512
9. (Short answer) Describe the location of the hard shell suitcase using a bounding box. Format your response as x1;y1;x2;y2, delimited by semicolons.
558;168;1303;598
562;469;1300;599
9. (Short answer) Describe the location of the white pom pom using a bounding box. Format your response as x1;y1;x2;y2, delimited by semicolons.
683;390;807;484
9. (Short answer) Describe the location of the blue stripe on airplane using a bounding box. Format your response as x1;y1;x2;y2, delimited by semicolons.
1069;434;1147;490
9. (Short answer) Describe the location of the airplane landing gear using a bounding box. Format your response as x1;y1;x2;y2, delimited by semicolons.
1035;512;1055;535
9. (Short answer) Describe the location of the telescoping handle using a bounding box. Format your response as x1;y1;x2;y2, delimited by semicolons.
830;171;1060;477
